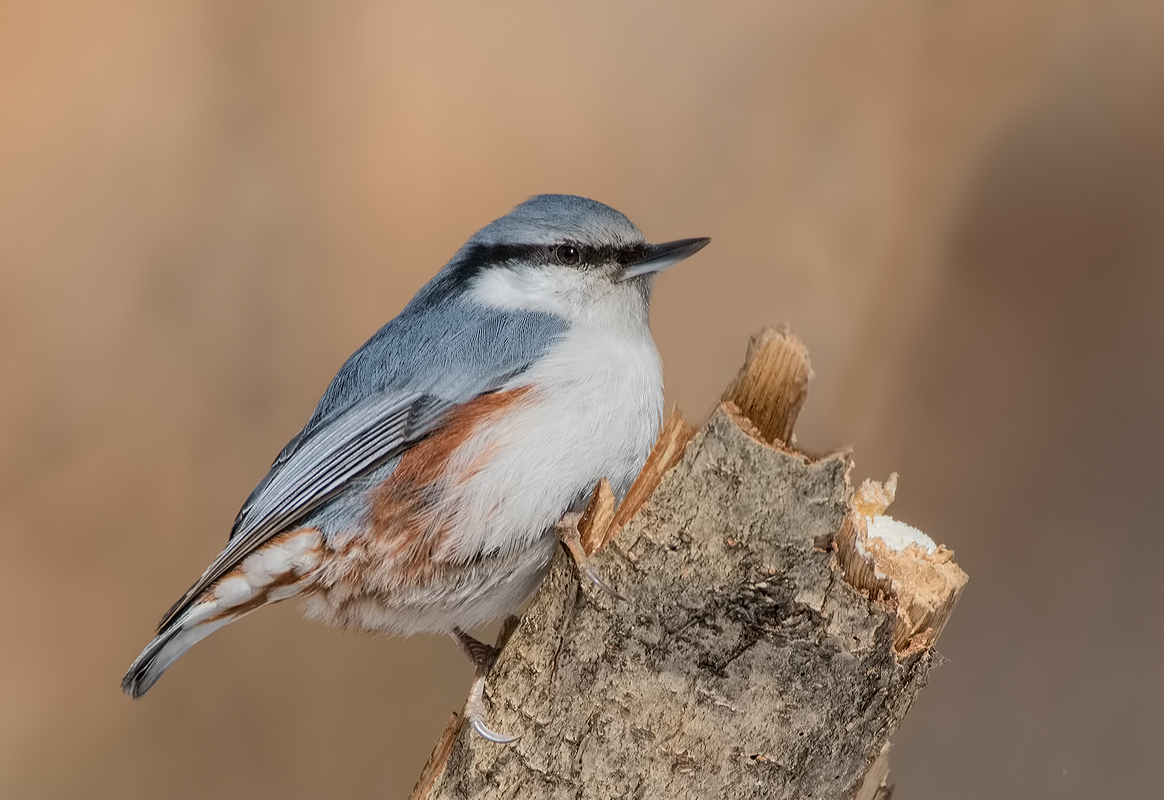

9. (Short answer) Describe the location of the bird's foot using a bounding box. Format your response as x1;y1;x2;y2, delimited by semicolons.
452;620;520;744
556;511;625;601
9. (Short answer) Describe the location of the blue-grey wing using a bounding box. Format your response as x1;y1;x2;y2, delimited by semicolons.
158;296;566;630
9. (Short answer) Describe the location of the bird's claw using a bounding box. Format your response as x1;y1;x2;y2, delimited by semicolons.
453;624;520;744
469;714;520;744
581;559;626;601
557;512;625;601
463;662;519;743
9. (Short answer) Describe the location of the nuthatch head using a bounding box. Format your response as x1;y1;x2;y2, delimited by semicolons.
414;194;708;332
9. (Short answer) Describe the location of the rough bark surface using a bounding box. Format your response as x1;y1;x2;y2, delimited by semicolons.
412;329;964;800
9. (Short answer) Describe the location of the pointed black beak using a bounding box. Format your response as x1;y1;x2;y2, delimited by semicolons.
618;237;711;281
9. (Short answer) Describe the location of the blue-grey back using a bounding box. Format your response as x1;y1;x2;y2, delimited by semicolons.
298;274;567;452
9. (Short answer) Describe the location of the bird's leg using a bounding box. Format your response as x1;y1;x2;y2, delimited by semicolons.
556;511;625;600
452;618;521;744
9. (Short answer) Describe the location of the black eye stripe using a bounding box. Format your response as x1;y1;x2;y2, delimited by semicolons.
551;242;651;267
452;242;649;277
435;241;643;296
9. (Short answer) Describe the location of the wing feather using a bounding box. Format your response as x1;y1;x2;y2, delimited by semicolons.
159;391;433;628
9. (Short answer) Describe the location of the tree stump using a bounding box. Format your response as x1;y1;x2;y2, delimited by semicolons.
411;327;967;800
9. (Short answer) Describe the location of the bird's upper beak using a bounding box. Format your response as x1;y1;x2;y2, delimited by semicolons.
618;237;711;281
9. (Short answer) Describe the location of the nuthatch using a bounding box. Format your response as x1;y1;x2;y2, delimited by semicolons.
122;194;709;741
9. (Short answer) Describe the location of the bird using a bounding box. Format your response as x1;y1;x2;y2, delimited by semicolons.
121;194;709;741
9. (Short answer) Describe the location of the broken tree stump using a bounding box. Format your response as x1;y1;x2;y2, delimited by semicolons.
411;327;967;800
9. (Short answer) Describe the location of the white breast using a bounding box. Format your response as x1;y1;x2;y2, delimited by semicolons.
437;275;664;561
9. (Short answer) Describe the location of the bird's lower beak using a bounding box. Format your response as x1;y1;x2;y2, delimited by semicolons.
618;237;711;281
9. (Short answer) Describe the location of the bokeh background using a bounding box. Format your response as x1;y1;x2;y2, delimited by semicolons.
2;1;1161;797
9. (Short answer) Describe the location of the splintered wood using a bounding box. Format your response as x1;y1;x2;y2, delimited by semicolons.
412;326;966;800
835;476;968;654
722;326;812;447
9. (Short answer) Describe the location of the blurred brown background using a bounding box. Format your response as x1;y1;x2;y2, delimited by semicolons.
2;1;1161;797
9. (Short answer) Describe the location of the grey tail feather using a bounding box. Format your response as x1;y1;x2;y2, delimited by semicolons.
122;613;228;699
122;626;184;699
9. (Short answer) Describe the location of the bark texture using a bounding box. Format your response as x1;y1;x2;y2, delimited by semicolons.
412;328;966;800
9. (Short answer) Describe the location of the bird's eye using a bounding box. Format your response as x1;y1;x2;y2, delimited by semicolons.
554;244;581;266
